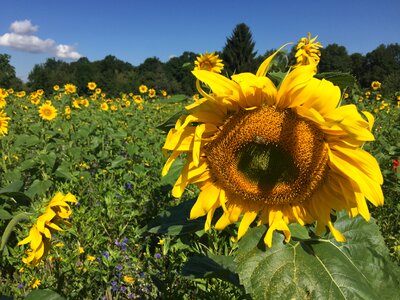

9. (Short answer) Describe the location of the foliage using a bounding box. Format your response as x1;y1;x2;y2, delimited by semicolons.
221;23;258;76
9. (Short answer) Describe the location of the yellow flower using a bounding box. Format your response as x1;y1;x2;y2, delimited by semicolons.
371;81;381;90
87;255;96;261
55;243;64;247
100;102;109;111
80;99;89;107
64;83;77;94
18;192;77;266
194;52;224;73
344;93;349;99
79;247;85;254
7;88;14;94
376;94;382;101
0;98;7;109
123;275;135;284
158;239;165;246
39;103;57;121
110;105;118;111
148;88;156;98
133;95;143;104
65;106;71;115
95;88;102;95
0;110;11;136
161;90;167;97
16;91;26;98
31;278;41;289
87;82;97;90
162;45;383;248
139;84;148;94
294;32;323;67
53;85;60;91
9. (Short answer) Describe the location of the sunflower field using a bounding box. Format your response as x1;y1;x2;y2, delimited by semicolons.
1;35;400;300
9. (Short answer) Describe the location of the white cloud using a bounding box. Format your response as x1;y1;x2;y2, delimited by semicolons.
0;19;82;59
10;19;38;34
0;32;55;53
55;44;81;59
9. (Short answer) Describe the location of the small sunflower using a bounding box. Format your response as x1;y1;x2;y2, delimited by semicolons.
162;46;383;247
294;32;323;67
139;85;148;94
0;110;11;136
371;81;381;90
148;88;156;98
194;52;224;73
87;82;97;90
100;102;109;111
39;103;57;121
64;84;77;94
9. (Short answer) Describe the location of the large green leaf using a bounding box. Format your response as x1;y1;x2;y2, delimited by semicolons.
146;199;206;236
160;156;185;186
0;181;31;204
156;109;187;132
315;72;357;91
235;214;399;300
25;289;65;300
182;253;240;286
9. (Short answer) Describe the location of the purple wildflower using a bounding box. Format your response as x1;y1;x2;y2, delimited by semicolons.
102;251;110;258
155;253;162;259
17;283;23;289
115;265;123;270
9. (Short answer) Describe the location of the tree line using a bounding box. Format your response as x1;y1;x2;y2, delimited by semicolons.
1;23;399;97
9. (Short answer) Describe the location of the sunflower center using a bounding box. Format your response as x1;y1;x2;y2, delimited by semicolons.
205;106;329;206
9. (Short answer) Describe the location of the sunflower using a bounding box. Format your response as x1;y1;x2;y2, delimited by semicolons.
148;88;156;98
100;102;109;111
0;110;11;136
39;103;57;121
139;84;148;94
18;192;77;266
64;83;77;94
87;82;97;90
371;81;381;90
162;46;383;247
294;32;323;67
194;52;224;73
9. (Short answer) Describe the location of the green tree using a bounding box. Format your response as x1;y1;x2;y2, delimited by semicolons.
221;23;257;76
0;53;24;89
165;51;198;95
358;43;400;88
318;43;352;73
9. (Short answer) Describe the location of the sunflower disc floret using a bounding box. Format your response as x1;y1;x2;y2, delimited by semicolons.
162;40;383;247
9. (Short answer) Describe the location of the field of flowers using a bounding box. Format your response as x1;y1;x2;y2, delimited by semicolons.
0;45;400;299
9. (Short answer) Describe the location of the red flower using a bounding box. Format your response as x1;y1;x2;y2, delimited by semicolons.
393;159;400;173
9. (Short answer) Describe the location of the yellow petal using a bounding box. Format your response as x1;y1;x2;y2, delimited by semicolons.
256;43;290;77
162;150;181;176
190;183;221;219
192;70;239;99
237;211;258;240
205;197;221;232
327;221;346;242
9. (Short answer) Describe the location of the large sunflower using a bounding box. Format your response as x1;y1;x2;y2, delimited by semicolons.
162;47;383;247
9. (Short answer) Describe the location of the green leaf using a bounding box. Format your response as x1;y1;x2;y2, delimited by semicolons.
25;180;53;198
0;212;30;251
0;181;31;205
160;157;185;186
315;72;357;91
156;109;187;132
182;253;241;286
158;94;187;103
235;214;400;300
108;157;127;170
0;181;23;194
0;209;12;220
327;211;400;299
25;289;66;300
146;199;207;236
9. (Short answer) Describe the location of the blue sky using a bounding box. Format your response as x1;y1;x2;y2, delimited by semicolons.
1;0;399;81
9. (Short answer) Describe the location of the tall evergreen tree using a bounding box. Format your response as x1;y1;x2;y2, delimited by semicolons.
221;23;257;76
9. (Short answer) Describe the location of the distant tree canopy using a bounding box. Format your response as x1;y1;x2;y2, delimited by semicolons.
221;23;257;76
0;54;24;90
1;24;400;97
